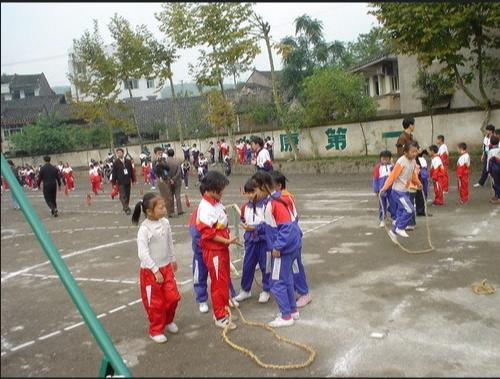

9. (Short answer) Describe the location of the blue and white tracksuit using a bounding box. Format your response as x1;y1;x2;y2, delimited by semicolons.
262;195;302;318
239;198;271;293
372;162;394;220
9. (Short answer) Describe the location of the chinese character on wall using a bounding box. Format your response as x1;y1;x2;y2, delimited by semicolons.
325;127;347;151
279;133;299;152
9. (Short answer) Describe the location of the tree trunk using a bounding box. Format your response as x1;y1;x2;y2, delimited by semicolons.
359;121;368;156
105;103;114;151
306;126;319;159
263;24;298;160
233;70;241;133
430;112;434;146
168;69;184;144
127;85;143;148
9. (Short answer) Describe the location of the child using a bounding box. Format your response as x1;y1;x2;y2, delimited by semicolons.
141;159;151;184
429;144;446;206
207;141;216;165
89;163;102;195
456;143;470;204
197;153;209;183
251;171;302;327
62;162;75;191
487;135;500;204
148;159;157;190
415;149;430;216
372;150;394;227
132;193;181;343
436;135;449;193
192;143;200;169
196;171;241;329
223;155;232;177
181;159;191;190
379;141;422;242
234;179;272;304
270;170;311;308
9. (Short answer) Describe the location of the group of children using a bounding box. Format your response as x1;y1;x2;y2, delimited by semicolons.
132;169;311;343
373;124;500;242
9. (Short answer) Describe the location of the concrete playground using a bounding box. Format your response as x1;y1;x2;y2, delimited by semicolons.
1;170;499;377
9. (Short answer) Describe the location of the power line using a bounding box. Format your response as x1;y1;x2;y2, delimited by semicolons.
1;54;68;67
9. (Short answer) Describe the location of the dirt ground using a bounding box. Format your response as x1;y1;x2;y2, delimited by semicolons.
1;169;499;377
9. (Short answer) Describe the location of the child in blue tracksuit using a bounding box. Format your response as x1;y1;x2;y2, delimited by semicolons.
372;150;394;227
251;171;302;328
234;179;272;304
189;184;238;314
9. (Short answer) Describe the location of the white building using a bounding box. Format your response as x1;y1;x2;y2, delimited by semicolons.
68;46;162;102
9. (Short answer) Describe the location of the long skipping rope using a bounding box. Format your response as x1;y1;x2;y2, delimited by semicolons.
221;203;316;370
378;189;435;254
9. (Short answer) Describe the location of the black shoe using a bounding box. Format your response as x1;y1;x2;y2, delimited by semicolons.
51;208;54;216
53;209;58;217
125;208;131;215
178;211;185;216
168;214;176;218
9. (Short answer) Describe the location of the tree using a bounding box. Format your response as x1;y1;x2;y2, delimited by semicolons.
68;20;125;150
156;3;260;154
203;90;236;137
302;66;377;155
415;69;456;144
108;14;154;147
346;27;387;66
370;2;500;131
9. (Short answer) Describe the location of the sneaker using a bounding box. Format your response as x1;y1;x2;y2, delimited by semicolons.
234;290;252;302
291;311;300;320
185;186;189;190
229;297;239;308
214;317;237;330
406;225;415;231
268;316;294;328
473;183;481;188
258;291;270;303
151;186;156;190
199;302;209;313
395;228;409;238
379;220;385;228
166;322;178;334
53;209;58;218
150;334;167;343
388;230;398;244
125;208;131;215
296;293;312;308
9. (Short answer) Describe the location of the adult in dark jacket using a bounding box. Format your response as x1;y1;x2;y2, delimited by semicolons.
158;148;183;217
37;155;61;217
111;148;136;215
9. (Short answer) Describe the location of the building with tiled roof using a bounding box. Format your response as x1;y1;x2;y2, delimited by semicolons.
1;73;55;101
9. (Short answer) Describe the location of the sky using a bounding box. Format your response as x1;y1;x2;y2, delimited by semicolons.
1;2;379;87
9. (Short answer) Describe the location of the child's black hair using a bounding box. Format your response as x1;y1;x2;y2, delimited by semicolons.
43;155;51;163
251;136;265;147
402;117;415;129
486;124;495;132
167;148;175;157
199;182;207;195
437;134;445;142
490;135;499;146
428;144;439;154
251;171;290;210
243;178;257;194
404;140;419;152
457;142;467;151
131;192;160;225
269;170;287;190
379;150;392;158
200;171;229;194
419;149;429;157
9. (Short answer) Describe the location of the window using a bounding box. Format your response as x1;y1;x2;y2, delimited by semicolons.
391;75;400;92
147;78;155;88
365;79;370;96
125;79;139;90
373;76;380;96
12;90;20;100
24;89;35;98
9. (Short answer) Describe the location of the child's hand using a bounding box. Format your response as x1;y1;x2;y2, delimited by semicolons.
272;249;281;257
154;270;164;283
240;222;255;231
228;237;243;247
379;188;386;195
171;262;178;272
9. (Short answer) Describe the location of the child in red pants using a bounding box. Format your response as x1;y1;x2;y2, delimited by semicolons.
456;143;470;204
429;145;445;206
132;192;181;343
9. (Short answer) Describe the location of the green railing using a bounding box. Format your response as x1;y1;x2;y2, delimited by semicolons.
1;153;132;378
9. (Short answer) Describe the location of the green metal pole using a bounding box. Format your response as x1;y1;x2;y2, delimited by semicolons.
1;154;132;378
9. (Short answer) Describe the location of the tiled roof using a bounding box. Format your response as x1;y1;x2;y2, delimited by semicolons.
1;73;44;89
1;95;66;126
349;50;395;73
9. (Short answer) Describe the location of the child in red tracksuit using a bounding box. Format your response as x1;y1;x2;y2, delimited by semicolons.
456;142;470;204
429;145;445;206
436;135;449;193
132;192;181;344
196;171;241;330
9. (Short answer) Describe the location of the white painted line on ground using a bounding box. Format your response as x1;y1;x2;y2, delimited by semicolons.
105;279;120;283
1;239;135;283
177;279;193;285
121;280;137;284
109;305;127;314
89;278;105;282
63;321;84;331
1;351;6;357
303;216;344;235
96;313;107;319
10;340;35;352
128;299;142;306
38;330;62;340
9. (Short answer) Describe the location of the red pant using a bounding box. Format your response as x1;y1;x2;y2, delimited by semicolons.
91;177;101;195
202;248;230;320
443;165;449;192
433;178;444;205
140;264;180;336
111;184;120;199
457;174;469;203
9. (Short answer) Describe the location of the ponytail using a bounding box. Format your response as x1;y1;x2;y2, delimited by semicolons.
132;192;159;225
131;200;143;225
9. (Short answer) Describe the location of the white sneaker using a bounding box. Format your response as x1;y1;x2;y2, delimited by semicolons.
234;290;251;302
379;220;385;228
406;225;415;231
268;316;294;328
388;230;398;244
166;322;178;334
199;302;209;313
258;291;270;303
185;186;189;190
395;228;409;238
151;186;156;190
229;297;239;308
291;311;300;320
214;317;237;330
150;334;167;343
473;183;481;188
